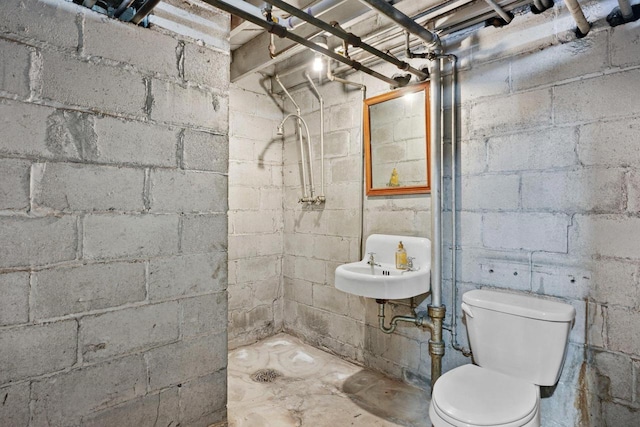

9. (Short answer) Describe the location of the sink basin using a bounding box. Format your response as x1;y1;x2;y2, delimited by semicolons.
335;234;431;300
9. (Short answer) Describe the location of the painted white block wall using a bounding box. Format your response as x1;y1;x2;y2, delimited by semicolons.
228;75;285;348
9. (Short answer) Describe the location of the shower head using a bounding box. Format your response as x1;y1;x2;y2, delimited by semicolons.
276;124;284;135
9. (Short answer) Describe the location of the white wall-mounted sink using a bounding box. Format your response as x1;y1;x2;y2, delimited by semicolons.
335;234;431;300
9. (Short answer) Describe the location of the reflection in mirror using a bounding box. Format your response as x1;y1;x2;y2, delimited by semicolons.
364;82;430;196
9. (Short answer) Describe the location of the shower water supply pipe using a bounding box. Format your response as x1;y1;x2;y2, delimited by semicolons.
277;112;317;204
304;72;326;203
275;75;312;202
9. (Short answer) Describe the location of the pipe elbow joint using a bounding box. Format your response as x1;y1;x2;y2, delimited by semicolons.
426;35;442;55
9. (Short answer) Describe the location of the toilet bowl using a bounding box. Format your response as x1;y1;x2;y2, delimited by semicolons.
430;365;539;427
429;290;575;427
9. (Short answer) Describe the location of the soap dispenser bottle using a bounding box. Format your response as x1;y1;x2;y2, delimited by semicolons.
396;241;408;270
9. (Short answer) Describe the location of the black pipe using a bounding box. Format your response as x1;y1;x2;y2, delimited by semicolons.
263;0;428;81
204;0;403;87
114;0;135;18
130;0;162;24
358;0;441;51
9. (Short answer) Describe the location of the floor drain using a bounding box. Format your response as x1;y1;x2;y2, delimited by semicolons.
251;369;282;383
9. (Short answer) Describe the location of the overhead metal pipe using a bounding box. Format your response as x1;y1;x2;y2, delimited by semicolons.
338;0;530;67
532;0;545;11
205;0;402;87
264;0;428;80
357;0;441;52
483;0;513;23
225;0;265;19
281;0;349;28
114;0;135;18
562;0;591;36
130;0;162;24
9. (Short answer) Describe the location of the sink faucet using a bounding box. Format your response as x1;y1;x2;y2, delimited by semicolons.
367;252;381;267
402;257;419;274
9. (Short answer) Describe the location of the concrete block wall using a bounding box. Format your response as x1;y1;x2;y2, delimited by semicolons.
440;1;640;424
280;79;371;363
0;1;229;425
228;75;285;349
276;78;434;387
232;1;640;426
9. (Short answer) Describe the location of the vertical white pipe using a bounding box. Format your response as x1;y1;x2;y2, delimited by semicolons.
359;86;366;259
445;54;469;356
304;72;325;201
483;0;513;22
449;55;458;344
563;0;591;35
618;0;634;20
430;60;442;308
283;0;350;29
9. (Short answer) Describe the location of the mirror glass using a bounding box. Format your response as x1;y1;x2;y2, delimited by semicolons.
364;82;430;196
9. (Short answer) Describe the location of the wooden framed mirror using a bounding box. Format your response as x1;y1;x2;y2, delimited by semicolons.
364;82;430;196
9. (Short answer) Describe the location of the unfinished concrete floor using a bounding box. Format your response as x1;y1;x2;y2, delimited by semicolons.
228;334;431;426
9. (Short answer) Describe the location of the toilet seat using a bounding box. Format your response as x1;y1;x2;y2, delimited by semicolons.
430;364;539;427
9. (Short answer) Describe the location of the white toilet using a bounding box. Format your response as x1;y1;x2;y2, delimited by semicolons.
429;289;576;427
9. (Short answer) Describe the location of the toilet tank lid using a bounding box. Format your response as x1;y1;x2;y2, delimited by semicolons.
463;290;576;322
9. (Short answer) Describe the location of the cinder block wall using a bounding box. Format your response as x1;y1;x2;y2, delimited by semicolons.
0;1;229;425
228;75;285;348
269;1;640;426
444;3;640;424
279;74;433;381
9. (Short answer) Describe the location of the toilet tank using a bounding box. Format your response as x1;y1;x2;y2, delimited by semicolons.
462;290;576;386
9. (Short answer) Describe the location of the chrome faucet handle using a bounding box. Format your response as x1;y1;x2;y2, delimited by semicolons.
367;252;381;266
401;257;419;274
